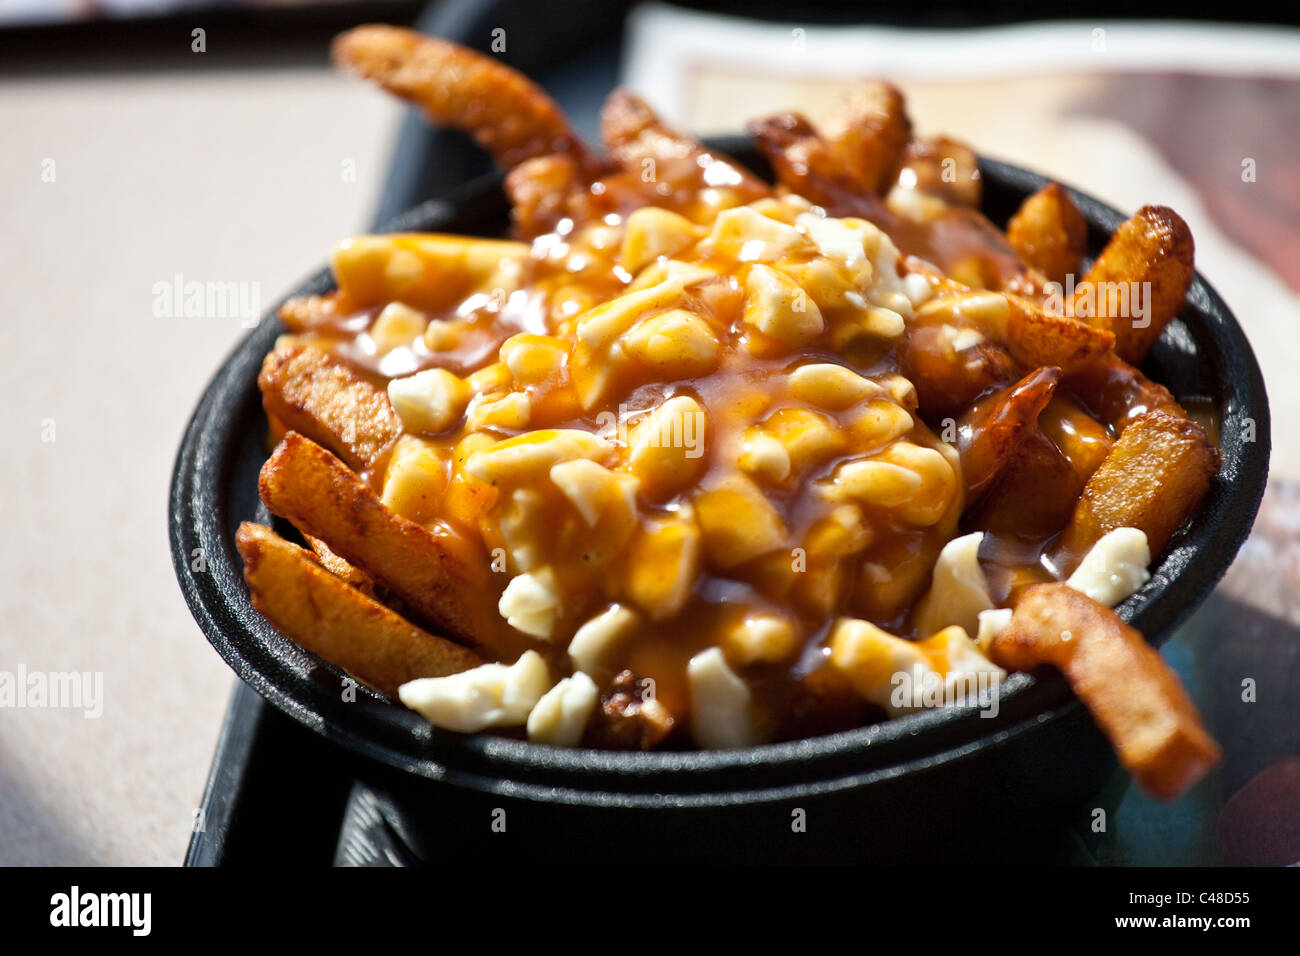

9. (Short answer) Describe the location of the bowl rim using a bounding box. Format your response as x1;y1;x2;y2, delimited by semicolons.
170;142;1271;803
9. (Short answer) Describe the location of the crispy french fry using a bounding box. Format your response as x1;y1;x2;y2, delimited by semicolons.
1004;293;1115;372
331;233;528;313
505;153;586;238
332;25;597;172
955;366;1061;501
258;431;531;660
990;583;1220;800
278;292;350;333
1073;205;1194;363
258;344;402;472
600;89;770;211
1006;183;1087;285
1058;410;1218;563
237;522;481;697
898;136;982;207
821;81;911;195
304;533;378;597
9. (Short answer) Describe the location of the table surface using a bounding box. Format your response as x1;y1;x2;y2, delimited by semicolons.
1;22;1296;865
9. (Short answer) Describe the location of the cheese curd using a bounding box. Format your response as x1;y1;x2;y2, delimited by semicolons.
1066;528;1152;606
526;671;600;746
398;650;550;733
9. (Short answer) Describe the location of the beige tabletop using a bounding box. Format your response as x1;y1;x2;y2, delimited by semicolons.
0;56;401;865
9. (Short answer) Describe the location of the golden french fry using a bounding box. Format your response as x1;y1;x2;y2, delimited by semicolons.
990;583;1220;801
257;344;402;472
304;533;377;597
955;366;1061;502
749;112;864;205
331;233;528;313
1006;183;1087;285
258;431;531;660
1073;205;1194;363
237;522;481;698
278;292;349;333
505;153;586;238
1058;410;1218;563
332;25;597;172
600;89;770;212
898;136;982;207
1004;293;1115;372
821;81;911;195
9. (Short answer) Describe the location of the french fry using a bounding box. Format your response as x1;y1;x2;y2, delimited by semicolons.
304;533;378;597
898;136;982;207
237;522;481;697
955;366;1061;502
749;112;887;213
990;583;1220;801
1006;183;1087;285
278;292;350;333
1058;410;1218;563
600;89;770;210
820;81;911;195
257;344;402;472
1004;293;1115;372
505;153;586;238
1073;205;1194;363
332;25;597;173
331;233;528;313
258;431;530;660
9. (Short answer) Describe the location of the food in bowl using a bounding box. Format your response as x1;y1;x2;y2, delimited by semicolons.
236;25;1220;800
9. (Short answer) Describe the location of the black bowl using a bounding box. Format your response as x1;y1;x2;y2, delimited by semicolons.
170;142;1270;863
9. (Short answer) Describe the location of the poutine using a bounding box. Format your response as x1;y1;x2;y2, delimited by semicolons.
236;25;1222;800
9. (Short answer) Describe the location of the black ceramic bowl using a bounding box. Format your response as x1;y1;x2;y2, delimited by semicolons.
170;142;1269;863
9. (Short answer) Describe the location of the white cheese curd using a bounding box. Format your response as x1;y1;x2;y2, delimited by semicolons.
498;568;561;639
975;607;1014;655
1066;527;1151;607
926;626;1007;707
914;531;995;638
567;604;638;676
687;647;760;749
526;671;600;746
828;618;935;715
398;650;550;733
